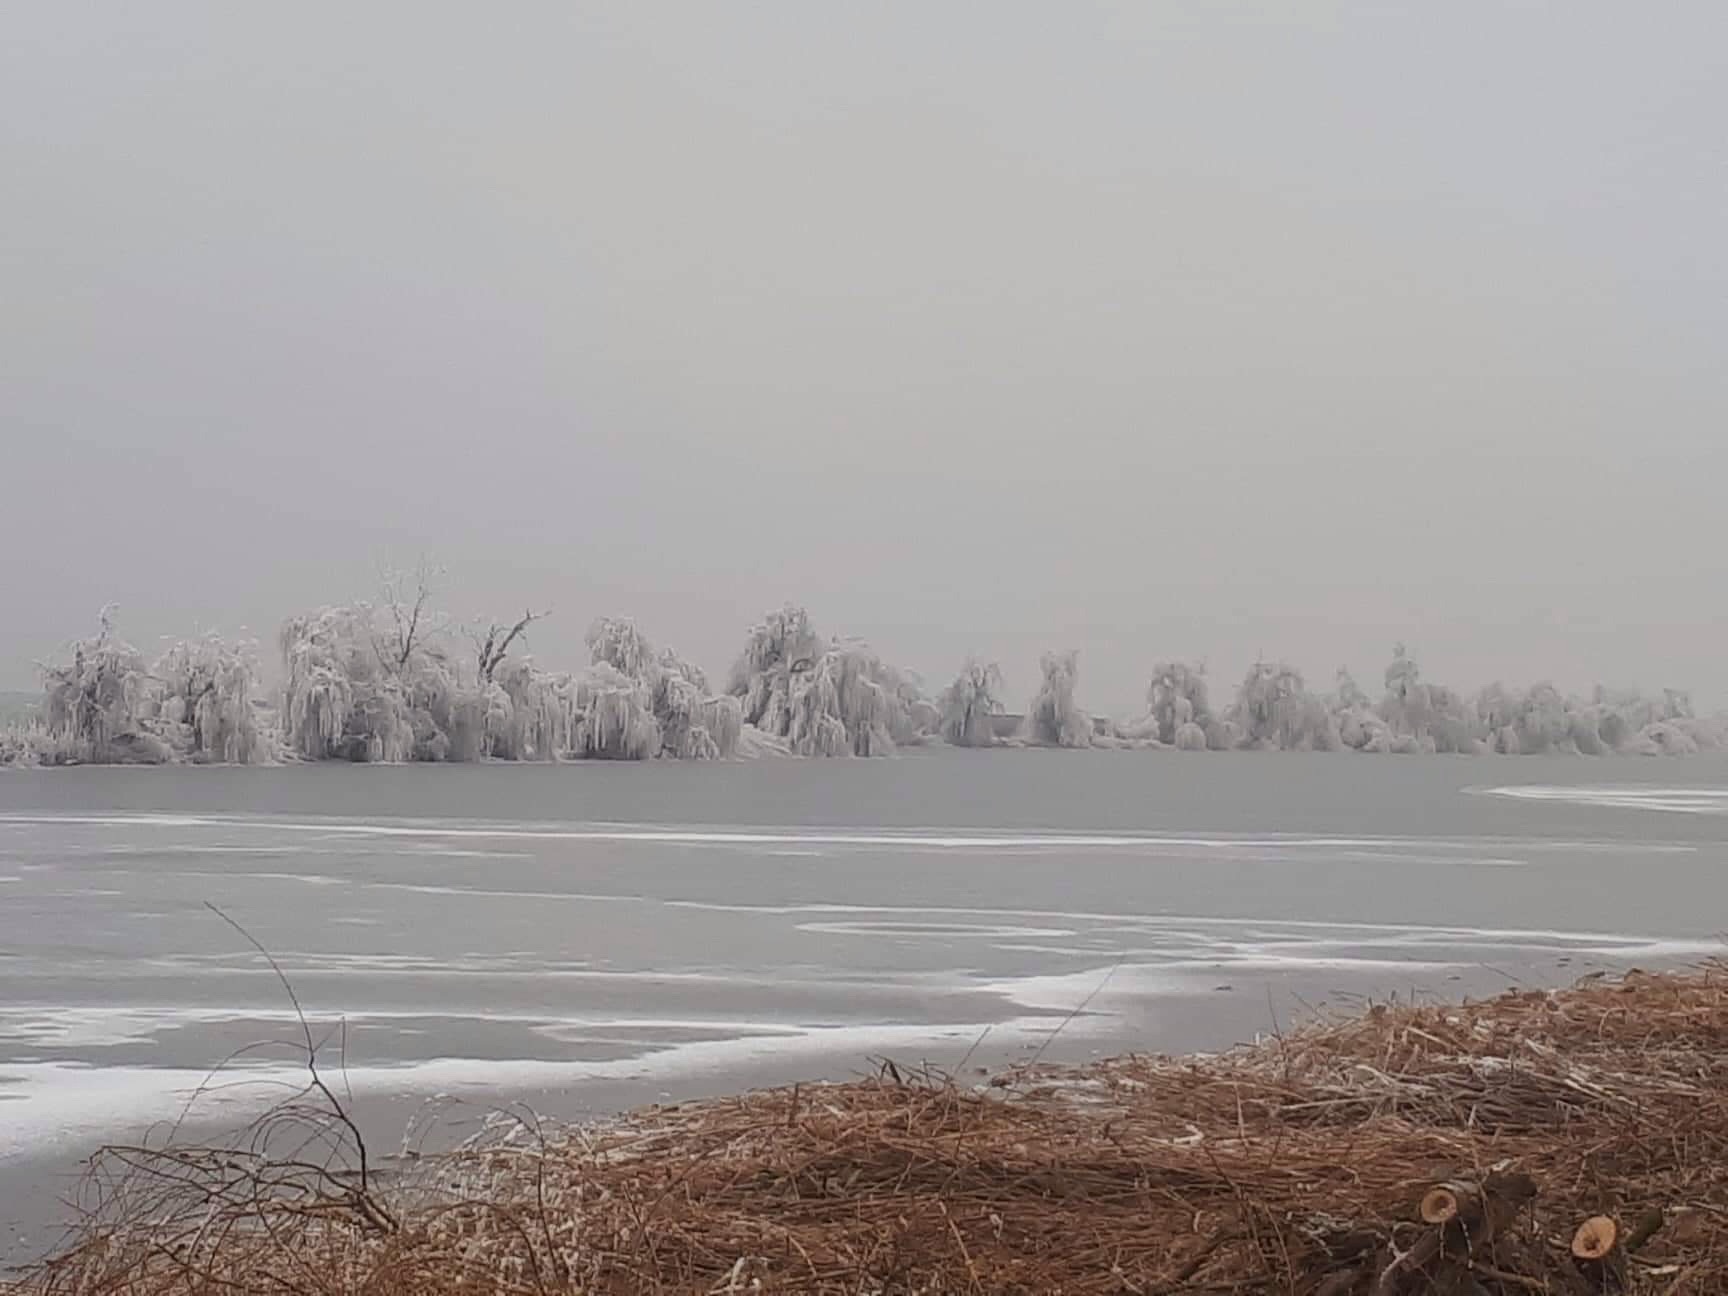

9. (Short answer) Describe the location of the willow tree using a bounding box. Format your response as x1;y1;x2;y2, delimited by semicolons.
1025;650;1091;748
939;659;1006;748
727;604;928;756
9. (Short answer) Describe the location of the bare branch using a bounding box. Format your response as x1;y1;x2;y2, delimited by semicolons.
476;609;547;683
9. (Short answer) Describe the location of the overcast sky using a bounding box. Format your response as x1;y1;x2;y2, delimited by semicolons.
3;3;1723;710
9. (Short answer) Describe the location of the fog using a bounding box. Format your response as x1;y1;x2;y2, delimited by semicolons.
3;4;1724;711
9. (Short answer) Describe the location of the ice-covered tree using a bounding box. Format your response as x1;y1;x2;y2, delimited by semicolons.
1473;681;1573;755
279;565;508;763
568;660;660;759
586;616;740;759
1232;661;1338;751
588;616;660;681
1025;650;1092;748
727;605;927;757
280;604;415;762
1144;661;1213;748
472;609;546;684
939;659;1005;748
728;604;823;738
152;633;271;764
481;657;567;761
36;608;168;764
1589;685;1723;754
1330;667;1389;751
655;649;743;760
1376;646;1480;753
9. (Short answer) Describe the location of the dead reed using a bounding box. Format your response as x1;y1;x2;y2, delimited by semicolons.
13;964;1728;1294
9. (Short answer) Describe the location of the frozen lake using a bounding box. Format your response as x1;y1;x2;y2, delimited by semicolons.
3;749;1727;1260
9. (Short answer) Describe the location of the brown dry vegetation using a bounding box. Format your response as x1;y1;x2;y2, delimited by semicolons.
11;966;1728;1294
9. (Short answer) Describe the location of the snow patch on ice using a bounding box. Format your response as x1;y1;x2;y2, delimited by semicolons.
1477;785;1728;815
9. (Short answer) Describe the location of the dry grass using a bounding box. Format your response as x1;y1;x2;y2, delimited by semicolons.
13;965;1728;1294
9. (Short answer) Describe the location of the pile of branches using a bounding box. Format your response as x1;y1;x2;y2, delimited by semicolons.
16;966;1728;1294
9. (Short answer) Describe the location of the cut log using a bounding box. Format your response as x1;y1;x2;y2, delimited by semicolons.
1572;1215;1618;1261
1421;1180;1481;1225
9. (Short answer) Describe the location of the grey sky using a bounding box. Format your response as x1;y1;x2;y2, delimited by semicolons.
3;3;1724;711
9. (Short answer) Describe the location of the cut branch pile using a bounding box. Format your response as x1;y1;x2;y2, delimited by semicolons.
14;965;1728;1293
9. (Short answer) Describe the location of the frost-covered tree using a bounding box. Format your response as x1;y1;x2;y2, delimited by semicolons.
939;659;1005;747
825;642;920;755
280;604;416;761
588;616;660;681
1473;681;1574;755
36;608;169;764
152;633;271;764
1588;684;1723;754
654;648;743;760
727;605;927;757
1144;661;1213;748
586;616;740;759
13;611;271;766
1375;646;1480;754
1025;650;1092;748
280;566;508;763
1331;668;1390;752
472;609;546;684
568;660;660;759
480;657;568;761
1231;661;1338;751
728;605;823;738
